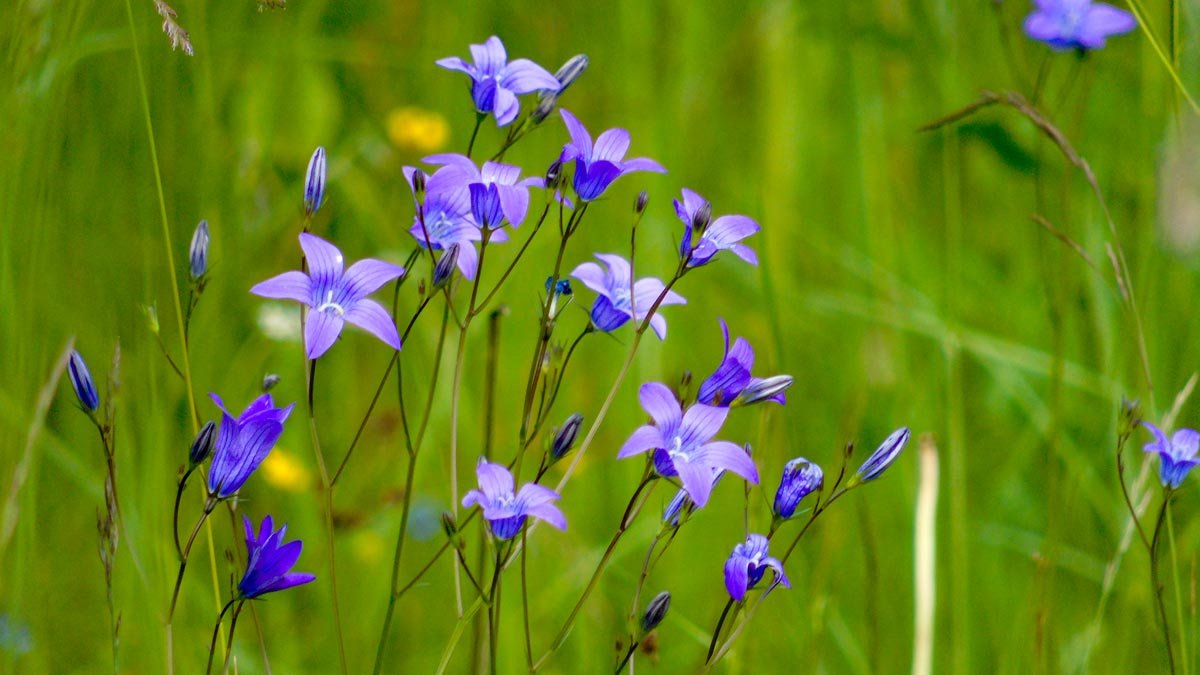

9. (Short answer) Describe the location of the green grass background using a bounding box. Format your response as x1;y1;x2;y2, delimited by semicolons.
2;0;1199;672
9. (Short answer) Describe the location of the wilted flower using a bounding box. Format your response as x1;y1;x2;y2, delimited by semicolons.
462;459;567;540
698;319;789;407
551;413;584;461
304;147;327;215
189;220;210;279
570;254;686;340
188;420;217;467
237;515;316;599
558;109;666;201
773;459;823;519
619;382;758;507
640;591;671;633
250;233;405;359
674;189;759;267
1142;421;1200;489
207;393;295;499
1023;0;1135;51
852;427;911;484
436;36;560;127
422;154;543;229
724;534;789;602
67;349;100;413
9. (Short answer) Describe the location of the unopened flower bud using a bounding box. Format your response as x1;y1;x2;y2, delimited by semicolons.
635;191;649;214
553;54;589;94
304;146;327;215
411;168;427;198
433;245;460;290
545;160;563;190
261;373;281;392
853;427;911;484
189;420;217;466
773;458;823;519
551;413;584;461
441;511;458;539
532;93;558;124
68;349;100;413
640;591;671;633
733;375;793;407
189;220;210;279
691;202;713;233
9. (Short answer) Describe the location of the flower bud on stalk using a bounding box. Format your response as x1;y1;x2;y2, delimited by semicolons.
635;191;649;215
68;349;100;413
640;591;671;633
262;373;281;392
550;413;584;462
433;244;460;290
188;420;217;467
188;220;209;280
304;146;327;215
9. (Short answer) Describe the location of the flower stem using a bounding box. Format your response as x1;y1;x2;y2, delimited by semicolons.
521;530;533;672
467;113;486;158
1151;492;1178;675
204;599;237;675
218;600;246;675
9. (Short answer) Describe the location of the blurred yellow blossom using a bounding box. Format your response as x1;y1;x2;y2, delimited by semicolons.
386;106;449;153
353;530;385;565
261;448;311;492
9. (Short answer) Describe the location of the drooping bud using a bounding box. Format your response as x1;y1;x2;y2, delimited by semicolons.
772;458;823;519
411;168;427;198
545;160;563;190
68;349;100;412
304;146;327;215
640;591;671;633
691;201;713;234
550;413;584;462
189;420;217;466
853;427;911;484
433;245;460;290
261;373;281;392
189;220;210;279
553;54;589;94
635;191;649;214
732;375;794;407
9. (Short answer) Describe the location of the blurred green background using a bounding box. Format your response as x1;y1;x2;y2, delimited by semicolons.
3;0;1199;672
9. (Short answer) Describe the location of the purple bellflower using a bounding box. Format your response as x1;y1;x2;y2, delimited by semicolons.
558;109;666;201
462;459;567;540
773;459;823;519
698;319;790;407
1143;422;1200;489
251;233;405;359
619;382;759;507
403;166;505;281
422;154;544;229
570;254;686;340
673;189;760;267
68;349;100;412
237;515;316;599
852;427;911;484
207;393;294;499
1024;0;1135;51
436;36;560;127
724;534;789;602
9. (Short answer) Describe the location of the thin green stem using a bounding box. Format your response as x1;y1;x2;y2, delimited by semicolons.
218;600;246;675
1152;493;1178;675
467;113;486;158
521;530;533;673
205;599;237;675
1168;506;1190;675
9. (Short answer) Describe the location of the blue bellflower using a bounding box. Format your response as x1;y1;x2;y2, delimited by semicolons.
1024;0;1135;50
207;393;294;499
853;427;911;483
251;233;405;359
403;166;505;281
238;515;316;599
698;319;790;407
67;349;100;412
773;459;823;519
422;154;544;229
558;109;666;201
437;36;560;127
619;382;759;507
673;189;760;267
570;254;686;340
724;534;789;602
462;459;567;540
1143;422;1200;489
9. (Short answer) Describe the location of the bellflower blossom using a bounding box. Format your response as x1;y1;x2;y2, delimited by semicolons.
1142;422;1200;489
673;189;760;267
422;154;544;229
558;109;666;201
663;469;724;527
207;393;295;499
853;427;912;484
773;459;823;519
619;382;758;507
251;233;405;359
1023;0;1135;51
237;515;316;599
698;319;789;407
436;36;560;127
724;534;789;602
570;254;686;340
462;459;567;540
403;166;505;281
67;349;100;412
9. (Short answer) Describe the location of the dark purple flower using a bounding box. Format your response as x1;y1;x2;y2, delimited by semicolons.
422;154;544;229
773;459;823;519
237;515;316;599
1024;0;1135;50
251;233;405;359
570;254;686;340
673;189;760;267
853;427;911;484
724;534;789;602
558;109;666;201
462;459;566;540
619;382;758;507
67;349;99;412
1143;422;1200;489
304;146;327;215
207;393;294;499
436;36;560;127
698;319;790;407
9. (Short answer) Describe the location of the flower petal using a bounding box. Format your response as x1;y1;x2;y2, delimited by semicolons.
680;404;729;449
344;298;401;351
618;425;664;459
435;56;474;75
471;36;507;75
593;128;630;163
698;441;759;484
500;59;560;94
676;458;717;507
304;310;345;360
339;258;405;304
559;109;593;159
516;483;561;508
475;459;514;500
493;87;520;127
724;555;750;601
525;501;567;530
299;233;345;290
251;271;313;305
570;262;609;296
638;382;682;431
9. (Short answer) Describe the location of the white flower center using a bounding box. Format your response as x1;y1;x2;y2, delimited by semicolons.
316;289;346;317
667;435;689;462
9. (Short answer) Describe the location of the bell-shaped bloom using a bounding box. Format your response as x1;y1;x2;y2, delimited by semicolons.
1143;422;1200;489
724;534;789;602
673;189;759;267
558;109;666;201
1023;0;1135;51
698;319;790;407
619;382;758;507
207;393;295;499
773;459;823;519
421;154;544;229
570;254;685;340
436;36;560;127
251;233;405;359
68;349;100;412
854;427;911;483
237;515;316;599
462;459;566;540
403;166;507;281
